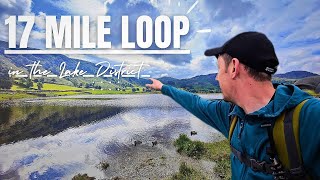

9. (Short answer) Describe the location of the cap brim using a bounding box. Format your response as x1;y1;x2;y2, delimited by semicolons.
204;47;223;57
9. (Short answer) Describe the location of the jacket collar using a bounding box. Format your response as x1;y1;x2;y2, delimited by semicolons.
228;84;312;120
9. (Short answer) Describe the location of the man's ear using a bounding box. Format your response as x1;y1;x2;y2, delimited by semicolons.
230;58;240;79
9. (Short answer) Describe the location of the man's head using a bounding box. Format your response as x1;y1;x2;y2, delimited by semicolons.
205;32;279;101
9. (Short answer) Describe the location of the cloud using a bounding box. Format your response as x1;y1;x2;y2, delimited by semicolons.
199;0;255;21
277;43;320;74
0;0;319;78
160;73;168;77
51;0;110;18
0;0;32;17
0;0;33;42
34;11;46;30
284;10;320;43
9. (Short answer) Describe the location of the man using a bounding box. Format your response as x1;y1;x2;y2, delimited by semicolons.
146;32;320;179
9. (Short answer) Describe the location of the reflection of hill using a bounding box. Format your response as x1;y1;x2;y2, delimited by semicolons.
0;105;126;145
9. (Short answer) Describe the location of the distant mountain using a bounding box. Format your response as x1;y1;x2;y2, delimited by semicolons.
152;70;319;93
157;74;220;92
1;40;318;92
0;41;102;75
274;71;318;79
0;40;138;89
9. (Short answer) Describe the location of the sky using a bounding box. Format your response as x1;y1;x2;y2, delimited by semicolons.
0;0;319;78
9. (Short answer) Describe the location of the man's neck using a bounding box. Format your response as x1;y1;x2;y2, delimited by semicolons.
235;80;276;114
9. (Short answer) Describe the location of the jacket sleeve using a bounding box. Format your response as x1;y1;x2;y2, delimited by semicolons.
161;85;232;138
299;98;320;178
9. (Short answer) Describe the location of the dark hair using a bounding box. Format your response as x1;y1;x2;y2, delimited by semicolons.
221;53;232;71
221;53;272;81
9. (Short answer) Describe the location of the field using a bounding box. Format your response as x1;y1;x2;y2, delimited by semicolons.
0;83;147;101
11;83;82;91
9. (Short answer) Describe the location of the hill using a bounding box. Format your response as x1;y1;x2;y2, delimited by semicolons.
274;71;318;79
1;40;318;93
0;41;140;90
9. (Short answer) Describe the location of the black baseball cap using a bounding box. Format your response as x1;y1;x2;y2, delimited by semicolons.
204;32;279;74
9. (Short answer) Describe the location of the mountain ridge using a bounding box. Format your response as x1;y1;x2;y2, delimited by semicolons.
0;40;318;92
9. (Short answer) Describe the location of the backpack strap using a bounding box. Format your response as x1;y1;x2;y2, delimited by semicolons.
228;116;237;141
228;112;276;175
273;99;309;178
228;103;237;141
228;99;310;179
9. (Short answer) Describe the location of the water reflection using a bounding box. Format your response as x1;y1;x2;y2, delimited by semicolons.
0;94;223;179
0;105;125;145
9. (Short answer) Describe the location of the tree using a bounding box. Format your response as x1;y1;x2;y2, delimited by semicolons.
0;65;13;89
25;78;33;88
94;85;101;90
0;75;13;89
37;82;43;90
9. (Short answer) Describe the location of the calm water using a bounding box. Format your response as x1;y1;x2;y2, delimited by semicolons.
0;93;223;179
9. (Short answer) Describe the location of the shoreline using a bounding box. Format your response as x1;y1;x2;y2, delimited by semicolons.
0;90;221;102
72;137;227;180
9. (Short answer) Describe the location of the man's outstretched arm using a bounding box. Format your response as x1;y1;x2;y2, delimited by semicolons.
146;78;232;138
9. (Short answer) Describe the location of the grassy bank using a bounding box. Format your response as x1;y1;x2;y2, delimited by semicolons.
0;92;38;100
0;83;149;101
173;134;231;180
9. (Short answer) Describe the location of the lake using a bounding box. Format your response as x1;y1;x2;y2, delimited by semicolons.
0;93;224;179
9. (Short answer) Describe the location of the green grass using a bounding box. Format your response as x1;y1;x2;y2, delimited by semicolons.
170;162;207;180
203;140;231;180
12;83;82;91
5;83;148;100
11;84;28;91
174;134;206;159
0;93;38;100
33;83;82;90
173;134;231;180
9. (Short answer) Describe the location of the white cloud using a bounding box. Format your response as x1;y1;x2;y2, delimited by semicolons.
0;0;33;42
34;11;46;30
276;43;320;74
0;0;319;77
95;54;176;70
160;73;168;77
47;0;116;49
284;10;320;42
52;0;110;18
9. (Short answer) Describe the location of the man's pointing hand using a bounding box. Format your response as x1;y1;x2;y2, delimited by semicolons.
145;78;163;91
